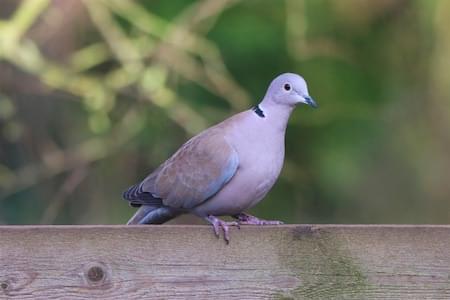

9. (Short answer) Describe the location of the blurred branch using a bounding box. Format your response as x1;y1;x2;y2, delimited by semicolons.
285;0;353;63
106;0;251;110
0;38;110;103
83;1;143;75
431;0;450;133
0;0;251;205
40;166;88;225
418;0;450;202
0;107;144;200
174;0;239;34
0;0;49;54
83;1;209;132
69;42;110;73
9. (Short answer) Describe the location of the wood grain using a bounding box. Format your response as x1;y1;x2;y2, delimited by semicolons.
0;225;449;299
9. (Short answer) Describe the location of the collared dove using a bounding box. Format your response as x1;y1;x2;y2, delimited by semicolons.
124;73;317;243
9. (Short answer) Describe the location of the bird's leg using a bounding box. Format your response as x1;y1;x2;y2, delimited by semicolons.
204;215;240;243
233;212;284;225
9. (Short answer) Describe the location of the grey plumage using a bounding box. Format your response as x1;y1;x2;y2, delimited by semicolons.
127;206;178;225
123;73;317;242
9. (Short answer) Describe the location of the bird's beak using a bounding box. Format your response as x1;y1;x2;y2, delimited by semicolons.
303;95;318;108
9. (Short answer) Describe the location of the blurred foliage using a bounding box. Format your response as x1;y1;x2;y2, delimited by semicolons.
0;0;449;225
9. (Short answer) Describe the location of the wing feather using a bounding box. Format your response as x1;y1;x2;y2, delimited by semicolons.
152;129;238;209
124;128;239;209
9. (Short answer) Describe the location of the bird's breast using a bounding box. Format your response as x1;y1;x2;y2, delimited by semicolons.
191;119;286;216
233;130;285;208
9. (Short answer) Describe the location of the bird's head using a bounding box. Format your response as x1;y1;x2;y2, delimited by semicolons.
265;73;317;108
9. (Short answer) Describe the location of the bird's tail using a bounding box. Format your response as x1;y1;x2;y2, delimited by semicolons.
127;205;179;225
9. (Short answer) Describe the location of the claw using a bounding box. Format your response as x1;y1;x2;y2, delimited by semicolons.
234;213;284;225
211;220;220;237
205;216;240;243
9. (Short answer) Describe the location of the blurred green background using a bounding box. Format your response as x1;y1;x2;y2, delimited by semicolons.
0;0;449;225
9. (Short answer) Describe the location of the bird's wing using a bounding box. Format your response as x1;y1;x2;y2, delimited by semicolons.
122;164;164;207
127;128;239;209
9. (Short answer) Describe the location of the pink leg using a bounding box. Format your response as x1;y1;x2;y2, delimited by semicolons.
205;215;240;244
234;213;284;225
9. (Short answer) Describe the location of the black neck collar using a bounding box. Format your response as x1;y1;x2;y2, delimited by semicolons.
252;105;265;118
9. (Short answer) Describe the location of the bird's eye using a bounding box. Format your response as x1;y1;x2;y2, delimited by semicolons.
284;83;291;91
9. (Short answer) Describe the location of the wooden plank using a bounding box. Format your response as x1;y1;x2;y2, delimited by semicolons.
0;225;449;299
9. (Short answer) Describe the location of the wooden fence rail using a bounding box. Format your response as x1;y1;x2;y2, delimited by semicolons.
1;225;449;299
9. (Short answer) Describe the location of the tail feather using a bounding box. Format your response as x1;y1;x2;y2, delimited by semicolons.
127;205;178;225
123;183;163;207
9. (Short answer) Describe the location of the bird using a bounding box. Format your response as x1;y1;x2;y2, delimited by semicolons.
123;73;317;243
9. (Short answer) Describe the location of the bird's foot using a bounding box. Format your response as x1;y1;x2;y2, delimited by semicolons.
205;215;240;244
234;213;284;225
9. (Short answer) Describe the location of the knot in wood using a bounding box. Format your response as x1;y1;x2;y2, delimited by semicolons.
86;266;105;283
0;282;8;291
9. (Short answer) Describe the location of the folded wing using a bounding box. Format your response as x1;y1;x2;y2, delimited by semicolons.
123;129;239;210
